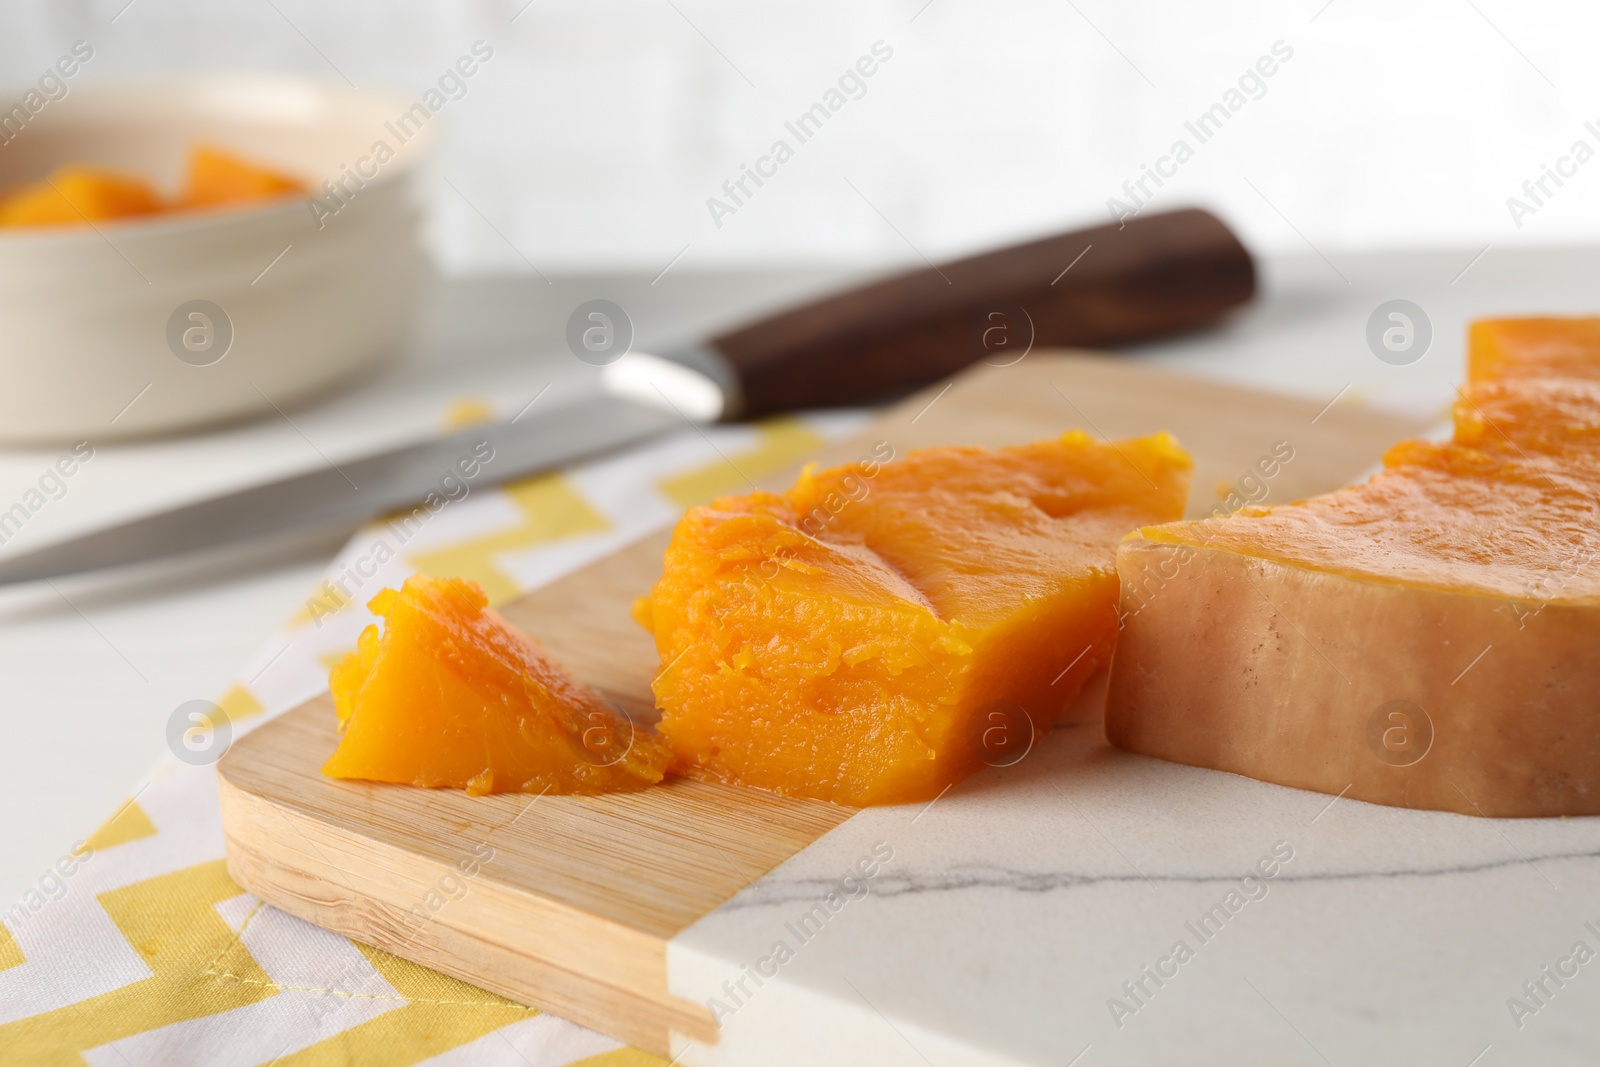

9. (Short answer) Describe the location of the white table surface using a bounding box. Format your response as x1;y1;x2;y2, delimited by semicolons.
1;242;1594;919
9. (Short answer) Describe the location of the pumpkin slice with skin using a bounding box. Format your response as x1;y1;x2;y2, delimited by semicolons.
324;574;669;795
1108;318;1600;818
635;431;1193;806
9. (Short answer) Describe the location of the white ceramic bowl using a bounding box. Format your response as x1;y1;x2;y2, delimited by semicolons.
0;76;434;442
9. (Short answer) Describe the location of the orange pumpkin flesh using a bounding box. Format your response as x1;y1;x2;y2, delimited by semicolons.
179;144;307;208
0;146;305;229
1468;316;1600;384
0;167;162;227
1108;317;1600;817
1454;377;1600;458
324;575;669;796
636;432;1193;806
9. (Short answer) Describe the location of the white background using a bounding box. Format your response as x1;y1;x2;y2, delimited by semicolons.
3;0;1598;273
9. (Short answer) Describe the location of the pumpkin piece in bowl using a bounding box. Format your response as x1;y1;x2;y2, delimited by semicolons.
179;143;308;209
0;166;163;227
0;145;307;229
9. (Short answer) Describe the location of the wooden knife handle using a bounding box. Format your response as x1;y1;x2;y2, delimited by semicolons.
703;207;1254;418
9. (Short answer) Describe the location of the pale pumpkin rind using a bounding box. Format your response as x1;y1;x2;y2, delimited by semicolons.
1107;316;1600;817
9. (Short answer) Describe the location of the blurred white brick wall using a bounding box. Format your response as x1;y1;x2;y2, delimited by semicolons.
3;0;1598;274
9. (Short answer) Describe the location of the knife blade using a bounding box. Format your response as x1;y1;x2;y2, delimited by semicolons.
0;360;710;586
0;208;1255;584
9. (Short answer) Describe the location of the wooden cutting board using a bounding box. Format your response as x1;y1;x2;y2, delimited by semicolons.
216;352;1433;1055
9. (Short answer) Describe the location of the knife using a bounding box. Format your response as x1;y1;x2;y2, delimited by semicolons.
0;207;1253;585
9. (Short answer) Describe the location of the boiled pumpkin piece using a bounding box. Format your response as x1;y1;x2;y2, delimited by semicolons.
636;431;1193;806
324;574;669;796
0;166;163;227
1469;316;1600;384
1109;326;1600;818
179;144;307;209
1453;378;1600;459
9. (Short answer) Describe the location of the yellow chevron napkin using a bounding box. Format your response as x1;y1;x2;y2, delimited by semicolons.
0;408;862;1066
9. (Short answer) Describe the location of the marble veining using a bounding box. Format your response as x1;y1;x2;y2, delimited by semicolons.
722;846;1600;910
668;722;1600;1067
